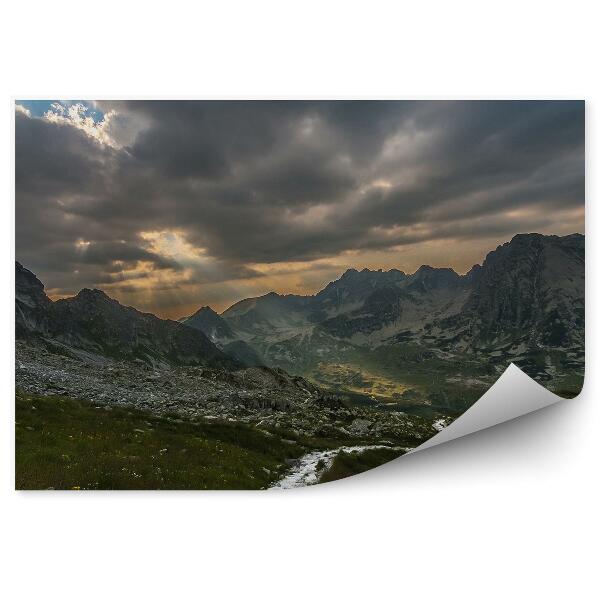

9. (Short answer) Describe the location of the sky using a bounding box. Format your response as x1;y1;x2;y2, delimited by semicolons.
15;100;584;319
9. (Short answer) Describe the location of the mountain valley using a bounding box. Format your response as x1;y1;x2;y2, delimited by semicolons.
15;232;584;489
183;233;585;406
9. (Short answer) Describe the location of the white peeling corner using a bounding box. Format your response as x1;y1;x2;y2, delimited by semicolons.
410;363;565;454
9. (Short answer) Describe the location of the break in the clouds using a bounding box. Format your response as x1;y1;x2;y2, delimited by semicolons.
15;100;584;318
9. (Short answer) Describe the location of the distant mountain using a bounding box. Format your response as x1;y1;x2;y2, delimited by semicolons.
314;267;407;317
180;306;263;366
15;262;237;369
181;306;235;343
180;233;584;393
222;291;313;335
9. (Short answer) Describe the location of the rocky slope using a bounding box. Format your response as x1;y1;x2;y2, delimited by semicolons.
447;233;584;350
15;340;441;445
16;262;237;369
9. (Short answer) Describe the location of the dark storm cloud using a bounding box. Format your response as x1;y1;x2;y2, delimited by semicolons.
15;110;110;196
122;101;311;179
15;100;584;300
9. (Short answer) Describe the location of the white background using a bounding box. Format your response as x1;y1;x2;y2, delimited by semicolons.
0;1;597;598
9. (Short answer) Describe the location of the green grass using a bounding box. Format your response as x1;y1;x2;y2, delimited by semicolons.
15;390;306;490
319;447;404;484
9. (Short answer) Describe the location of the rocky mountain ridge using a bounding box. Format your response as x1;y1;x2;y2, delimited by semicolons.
181;233;584;396
16;262;237;369
17;232;584;406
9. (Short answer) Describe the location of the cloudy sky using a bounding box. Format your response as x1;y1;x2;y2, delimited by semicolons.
15;100;584;319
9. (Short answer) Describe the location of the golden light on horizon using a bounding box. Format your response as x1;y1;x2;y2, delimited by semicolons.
45;214;584;321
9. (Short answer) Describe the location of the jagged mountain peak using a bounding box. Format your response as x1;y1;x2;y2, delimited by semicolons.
188;305;219;318
74;288;113;302
323;267;407;294
16;261;49;303
414;264;434;273
412;264;458;276
181;302;266;366
483;231;584;268
464;263;483;282
182;303;235;340
16;260;28;273
185;305;230;326
15;263;237;369
406;265;460;292
16;261;51;335
502;231;583;250
261;291;282;300
508;231;584;245
339;266;406;279
340;268;359;278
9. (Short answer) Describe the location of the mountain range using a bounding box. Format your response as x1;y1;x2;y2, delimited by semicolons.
181;233;585;399
16;232;585;404
218;233;583;349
